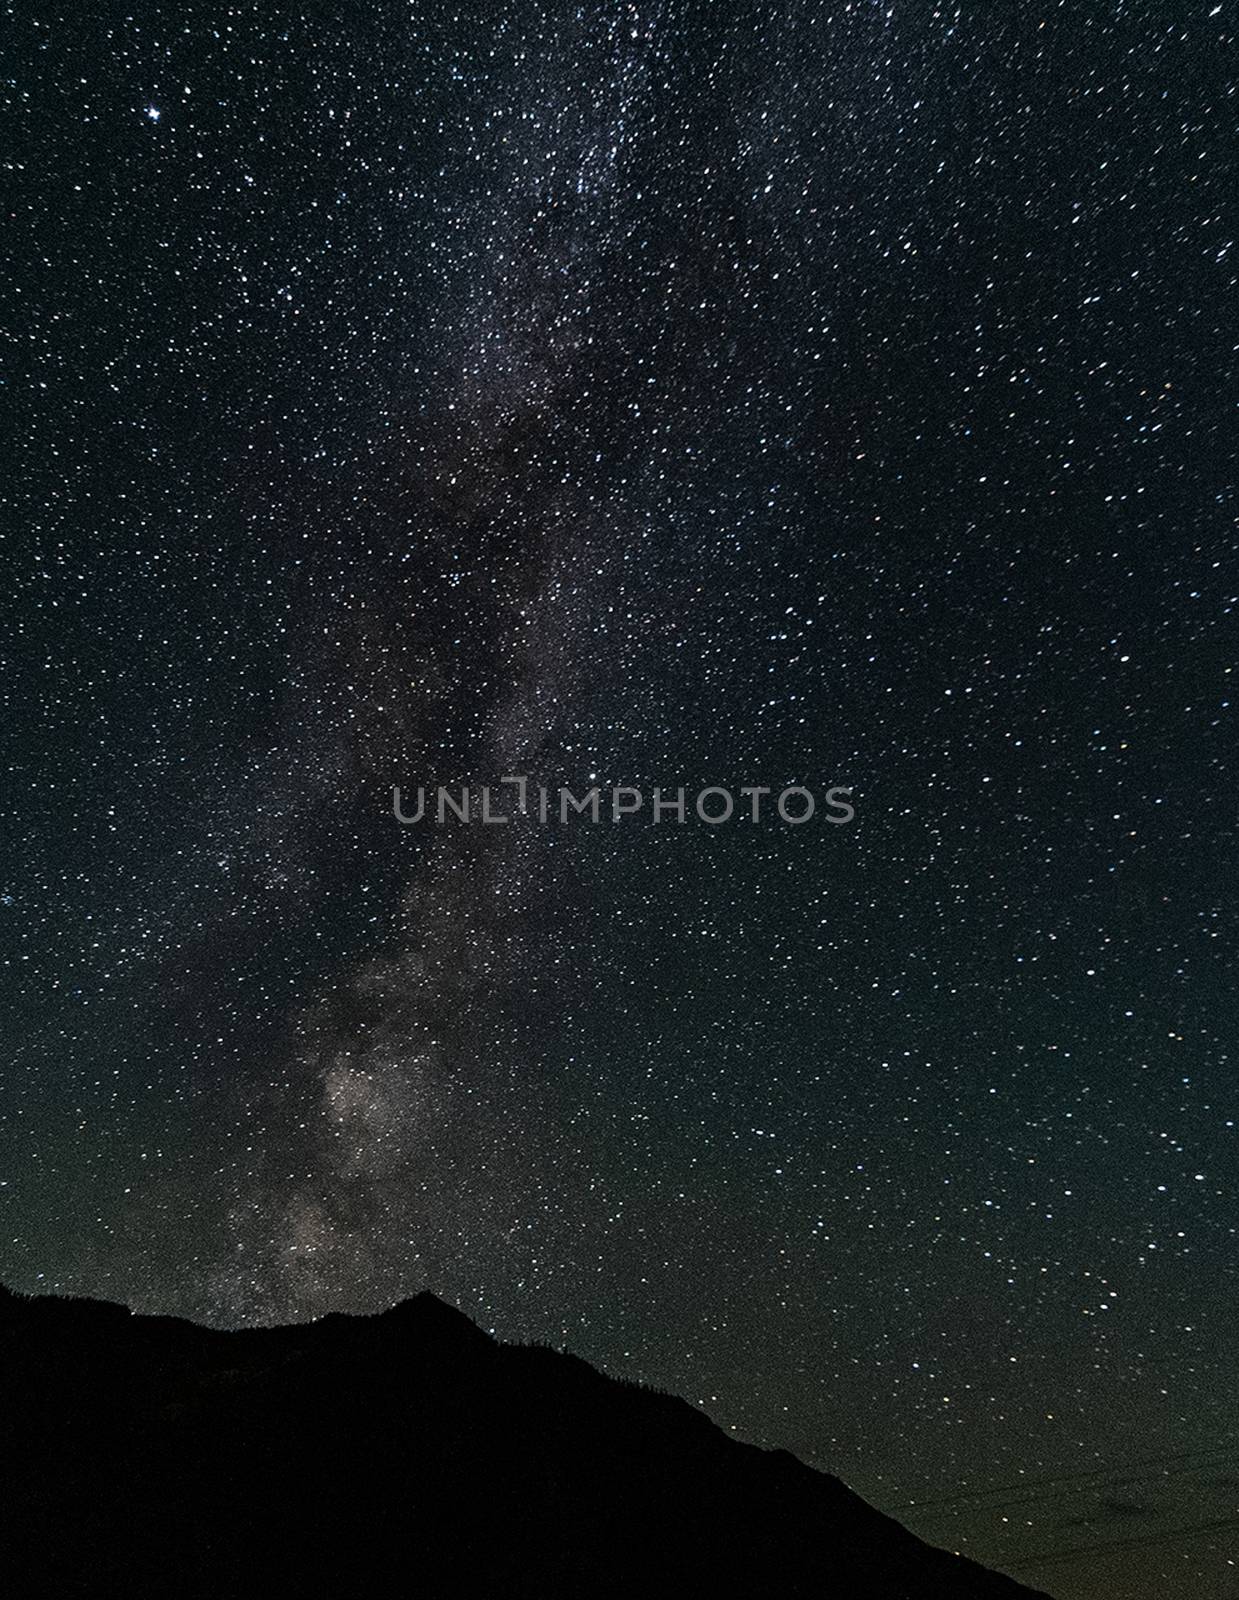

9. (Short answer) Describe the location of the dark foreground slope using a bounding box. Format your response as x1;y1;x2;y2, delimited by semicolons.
0;1286;1049;1599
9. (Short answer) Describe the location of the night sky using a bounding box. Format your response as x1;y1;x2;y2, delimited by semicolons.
5;4;1238;1596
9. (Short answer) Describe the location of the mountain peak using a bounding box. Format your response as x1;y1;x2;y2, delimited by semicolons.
377;1288;494;1342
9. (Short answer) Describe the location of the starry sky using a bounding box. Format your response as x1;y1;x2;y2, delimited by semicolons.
4;3;1237;1595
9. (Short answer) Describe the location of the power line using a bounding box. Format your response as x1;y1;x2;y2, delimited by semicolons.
904;1447;1239;1524
1007;1514;1237;1572
881;1437;1239;1517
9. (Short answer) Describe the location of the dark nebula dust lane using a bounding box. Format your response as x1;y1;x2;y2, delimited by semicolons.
4;5;1236;1597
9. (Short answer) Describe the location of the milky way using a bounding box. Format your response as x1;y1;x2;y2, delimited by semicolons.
5;5;1237;1596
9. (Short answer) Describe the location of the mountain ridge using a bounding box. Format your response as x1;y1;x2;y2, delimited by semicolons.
0;1282;1053;1598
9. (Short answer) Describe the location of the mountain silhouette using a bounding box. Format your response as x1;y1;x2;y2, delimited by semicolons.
0;1284;1051;1597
